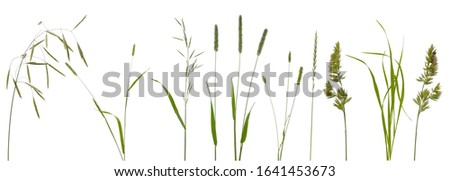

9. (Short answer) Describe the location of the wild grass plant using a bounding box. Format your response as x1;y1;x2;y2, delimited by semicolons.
413;45;441;160
309;32;318;160
262;52;303;160
5;16;87;160
154;18;203;161
347;21;406;160
324;42;351;160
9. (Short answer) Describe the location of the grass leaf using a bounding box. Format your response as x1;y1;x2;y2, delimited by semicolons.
32;97;40;119
153;79;185;129
73;15;87;30
128;68;150;91
132;44;136;56
240;104;255;144
43;48;59;62
45;65;49;88
231;81;237;121
77;43;88;67
210;100;217;146
12;79;22;98
48;63;66;77
6;69;11;88
65;63;78;76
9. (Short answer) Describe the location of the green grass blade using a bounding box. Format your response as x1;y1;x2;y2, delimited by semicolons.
240;104;255;144
231;81;237;121
43;48;59;62
26;62;47;66
115;115;125;154
62;33;71;61
12;79;22;98
65;63;78;76
210;100;217;146
6;69;11;88
93;99;106;119
45;65;49;88
153;79;185;129
131;44;136;56
26;65;31;83
77;43;88;67
73;15;87;30
32;97;40;119
47;63;65;77
128;68;150;92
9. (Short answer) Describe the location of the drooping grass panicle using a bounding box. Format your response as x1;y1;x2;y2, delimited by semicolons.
309;31;318;161
413;45;441;160
238;28;268;161
5;16;88;161
324;42;351;160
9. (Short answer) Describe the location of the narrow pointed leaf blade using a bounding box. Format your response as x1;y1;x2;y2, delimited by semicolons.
73;15;87;30
32;97;40;119
128;68;150;91
153;79;185;129
77;43;88;67
240;104;255;143
210;100;217;146
231;81;236;121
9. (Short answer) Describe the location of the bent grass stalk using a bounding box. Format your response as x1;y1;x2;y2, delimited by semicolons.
324;42;352;160
63;44;146;161
262;52;304;160
6;16;87;160
413;45;441;160
309;32;318;161
347;21;406;160
238;28;268;161
155;18;203;161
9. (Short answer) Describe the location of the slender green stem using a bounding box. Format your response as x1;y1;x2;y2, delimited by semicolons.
414;110;421;161
234;53;241;161
214;145;217;161
279;84;300;161
264;82;279;159
309;82;315;161
238;143;244;161
343;108;348;161
214;52;217;160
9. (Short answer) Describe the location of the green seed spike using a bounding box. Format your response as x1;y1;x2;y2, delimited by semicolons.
257;29;268;56
214;25;219;52
238;15;243;53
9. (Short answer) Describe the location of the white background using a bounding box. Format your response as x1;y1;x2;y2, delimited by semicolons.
0;0;449;180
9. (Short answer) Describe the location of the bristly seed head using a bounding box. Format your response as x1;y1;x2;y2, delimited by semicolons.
414;44;441;113
238;15;243;53
257;29;268;56
296;66;304;85
288;51;292;63
214;24;219;52
329;42;343;83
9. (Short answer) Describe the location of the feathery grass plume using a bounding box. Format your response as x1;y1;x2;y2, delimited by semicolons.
324;42;351;160
347;21;406;160
157;18;203;160
231;15;242;161
413;45;441;160
309;31;318;161
5;16;87;161
209;24;219;160
238;28;268;161
262;52;304;160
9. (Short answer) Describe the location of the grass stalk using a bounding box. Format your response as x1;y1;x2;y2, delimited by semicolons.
324;42;351;160
6;17;87;160
413;45;441;160
309;32;318;161
238;28;268;161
